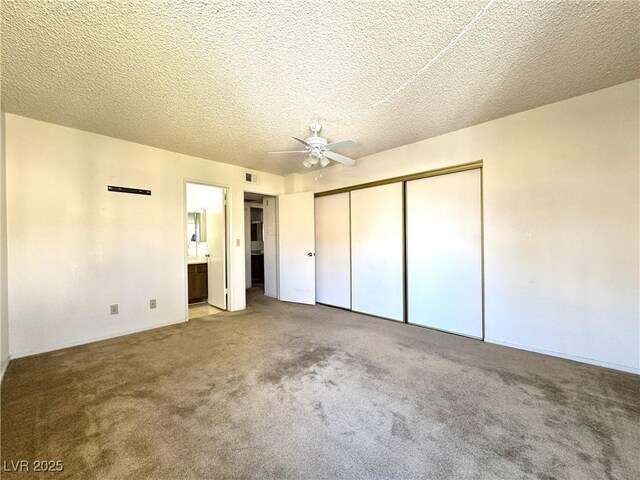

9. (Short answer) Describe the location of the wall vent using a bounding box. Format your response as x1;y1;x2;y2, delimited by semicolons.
244;172;258;184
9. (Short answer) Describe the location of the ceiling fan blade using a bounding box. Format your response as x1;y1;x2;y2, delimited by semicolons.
323;150;355;167
267;150;308;155
292;136;312;148
325;139;357;150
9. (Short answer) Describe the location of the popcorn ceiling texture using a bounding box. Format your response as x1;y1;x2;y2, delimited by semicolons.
1;1;638;175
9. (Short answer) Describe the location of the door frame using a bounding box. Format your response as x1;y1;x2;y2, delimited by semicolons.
183;179;231;320
245;203;263;289
244;190;278;298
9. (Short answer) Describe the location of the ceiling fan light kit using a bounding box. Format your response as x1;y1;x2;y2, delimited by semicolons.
269;116;357;169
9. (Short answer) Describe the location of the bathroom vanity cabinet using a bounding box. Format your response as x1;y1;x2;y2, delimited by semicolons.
188;262;208;303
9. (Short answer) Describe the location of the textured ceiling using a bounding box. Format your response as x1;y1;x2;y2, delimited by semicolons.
2;1;638;175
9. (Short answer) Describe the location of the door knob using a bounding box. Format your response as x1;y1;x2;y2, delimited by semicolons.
307;252;315;257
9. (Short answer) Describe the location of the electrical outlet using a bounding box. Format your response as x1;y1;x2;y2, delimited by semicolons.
110;304;119;315
150;299;157;309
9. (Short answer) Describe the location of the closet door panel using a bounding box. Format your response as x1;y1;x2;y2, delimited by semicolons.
406;169;482;338
351;183;404;321
277;192;316;305
315;193;351;308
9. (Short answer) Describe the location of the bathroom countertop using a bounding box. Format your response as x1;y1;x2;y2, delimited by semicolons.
187;257;208;265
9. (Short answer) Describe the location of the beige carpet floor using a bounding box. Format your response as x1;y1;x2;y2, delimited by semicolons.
1;289;638;479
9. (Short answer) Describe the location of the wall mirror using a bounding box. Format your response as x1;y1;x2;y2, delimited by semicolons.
251;223;263;242
250;207;264;250
187;209;206;243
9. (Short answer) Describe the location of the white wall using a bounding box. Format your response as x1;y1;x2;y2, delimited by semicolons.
299;80;640;374
6;115;284;358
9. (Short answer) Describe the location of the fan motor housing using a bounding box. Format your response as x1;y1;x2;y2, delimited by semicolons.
305;136;328;148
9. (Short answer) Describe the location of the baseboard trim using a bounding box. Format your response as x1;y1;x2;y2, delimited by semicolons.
10;318;188;360
485;338;639;375
0;358;9;384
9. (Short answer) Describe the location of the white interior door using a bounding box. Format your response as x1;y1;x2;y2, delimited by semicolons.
207;187;227;310
315;193;351;308
277;191;316;304
406;169;482;338
351;183;404;321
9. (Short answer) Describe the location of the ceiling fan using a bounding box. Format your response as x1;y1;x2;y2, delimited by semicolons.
269;116;357;168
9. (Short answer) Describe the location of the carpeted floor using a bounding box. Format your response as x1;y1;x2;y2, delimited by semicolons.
2;289;639;479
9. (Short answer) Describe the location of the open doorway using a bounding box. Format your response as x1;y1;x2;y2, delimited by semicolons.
186;182;228;320
244;192;277;298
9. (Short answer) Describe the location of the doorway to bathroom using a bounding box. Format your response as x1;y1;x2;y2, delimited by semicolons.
186;182;229;320
244;192;277;298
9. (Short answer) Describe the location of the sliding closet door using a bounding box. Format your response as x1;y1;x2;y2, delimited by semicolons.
406;169;482;338
351;183;404;321
315;193;351;308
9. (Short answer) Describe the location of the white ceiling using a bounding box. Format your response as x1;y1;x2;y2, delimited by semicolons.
2;1;638;175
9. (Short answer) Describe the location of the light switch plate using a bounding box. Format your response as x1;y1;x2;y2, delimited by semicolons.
150;299;157;309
